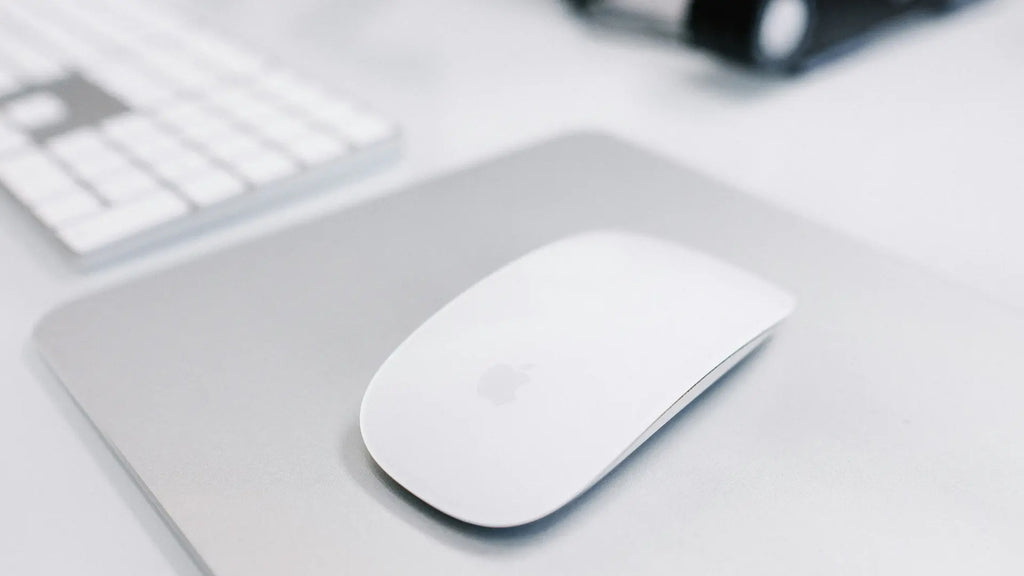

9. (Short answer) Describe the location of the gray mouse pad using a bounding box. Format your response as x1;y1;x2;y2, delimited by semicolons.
36;133;1024;574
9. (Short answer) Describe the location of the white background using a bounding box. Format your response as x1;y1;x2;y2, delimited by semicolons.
2;0;1022;574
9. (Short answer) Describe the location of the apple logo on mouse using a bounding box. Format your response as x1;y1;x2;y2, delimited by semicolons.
477;364;533;406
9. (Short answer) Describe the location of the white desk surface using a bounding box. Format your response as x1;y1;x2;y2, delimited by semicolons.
2;1;1022;574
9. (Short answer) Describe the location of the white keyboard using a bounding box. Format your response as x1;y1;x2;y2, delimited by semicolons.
0;0;398;263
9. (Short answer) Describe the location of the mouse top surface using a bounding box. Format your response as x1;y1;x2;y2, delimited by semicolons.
360;230;795;528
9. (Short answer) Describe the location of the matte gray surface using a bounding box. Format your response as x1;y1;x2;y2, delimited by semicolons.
35;133;1024;574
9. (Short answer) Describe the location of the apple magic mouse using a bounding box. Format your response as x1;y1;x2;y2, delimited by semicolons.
360;230;795;528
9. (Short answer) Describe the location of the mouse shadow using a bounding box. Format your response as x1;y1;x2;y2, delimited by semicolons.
339;341;772;555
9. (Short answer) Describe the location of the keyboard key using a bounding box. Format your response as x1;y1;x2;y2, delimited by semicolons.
3;91;68;130
148;148;211;181
32;185;102;228
331;113;395;147
186;33;263;76
102;114;163;142
57;190;189;254
202;131;264;163
171;115;236;143
252;114;311;143
307;100;358;125
47;129;130;179
103;116;186;159
174;167;245;206
155;102;236;142
157;102;214;127
47;129;106;159
97;67;174;108
0;149;63;181
143;52;215;91
0;36;64;83
0;150;78;205
0;123;29;156
2;171;79;207
205;88;265;115
226;99;282;125
130;141;194;166
261;74;334;111
305;101;394;146
89;165;160;203
282;131;348;165
227;148;297;186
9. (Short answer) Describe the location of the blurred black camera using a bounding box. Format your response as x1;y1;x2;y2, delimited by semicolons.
571;0;980;71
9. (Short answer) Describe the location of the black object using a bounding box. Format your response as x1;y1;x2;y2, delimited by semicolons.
572;0;980;71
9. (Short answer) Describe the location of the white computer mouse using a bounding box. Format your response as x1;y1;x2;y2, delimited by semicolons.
359;230;795;528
